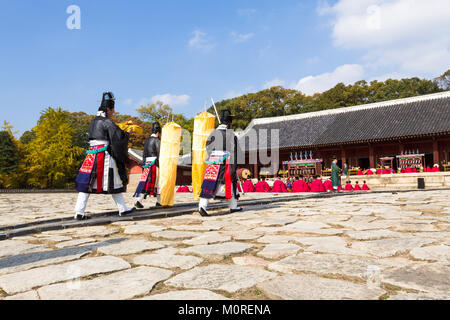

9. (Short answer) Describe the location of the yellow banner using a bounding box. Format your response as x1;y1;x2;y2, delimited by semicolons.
192;112;216;200
159;122;181;207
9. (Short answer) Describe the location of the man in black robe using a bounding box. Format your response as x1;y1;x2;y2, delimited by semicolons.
198;109;243;216
133;122;162;208
74;92;136;220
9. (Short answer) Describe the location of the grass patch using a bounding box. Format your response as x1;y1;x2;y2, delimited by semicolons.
379;293;390;300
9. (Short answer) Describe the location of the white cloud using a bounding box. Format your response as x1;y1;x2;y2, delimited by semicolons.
262;78;286;89
188;30;215;53
293;64;365;95
320;0;450;76
231;32;255;43
237;9;257;16
123;98;133;106
139;94;191;107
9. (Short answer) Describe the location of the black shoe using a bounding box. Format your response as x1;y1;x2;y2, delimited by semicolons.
135;201;144;209
155;202;162;207
119;207;136;217
230;208;243;214
75;214;91;221
199;207;209;217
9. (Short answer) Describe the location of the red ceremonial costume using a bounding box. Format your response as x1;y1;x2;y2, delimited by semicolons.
243;180;255;192
323;180;333;191
362;183;370;191
354;183;361;191
344;183;354;191
310;179;325;192
272;180;288;193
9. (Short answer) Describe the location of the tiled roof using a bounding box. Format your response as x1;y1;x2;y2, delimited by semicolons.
239;91;450;150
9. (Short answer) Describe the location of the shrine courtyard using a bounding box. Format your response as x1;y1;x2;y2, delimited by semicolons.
0;189;448;300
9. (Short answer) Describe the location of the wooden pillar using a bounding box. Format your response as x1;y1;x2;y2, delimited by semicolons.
341;148;346;166
433;140;440;167
369;144;375;168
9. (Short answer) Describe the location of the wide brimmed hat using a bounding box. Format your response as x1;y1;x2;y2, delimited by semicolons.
100;92;116;109
220;109;233;124
152;121;162;134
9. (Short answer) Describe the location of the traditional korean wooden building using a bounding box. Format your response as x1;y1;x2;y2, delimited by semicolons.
238;91;450;178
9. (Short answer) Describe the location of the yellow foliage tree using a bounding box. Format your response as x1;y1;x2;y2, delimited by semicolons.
25;107;84;188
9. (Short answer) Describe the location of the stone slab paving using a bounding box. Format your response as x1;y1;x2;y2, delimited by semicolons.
180;242;253;257
152;230;200;240
388;292;450;300
165;265;277;293
0;240;48;259
182;232;231;245
1;190;449;300
346;230;406;240
97;239;165;256
382;263;450;296
123;224;166;235
133;254;203;270
268;253;404;279
351;238;435;258
37;267;173;300
232;256;271;267
257;244;302;260
0;247;92;275
3;291;40;300
55;238;97;249
0;256;130;294
139;289;230;300
258;275;385;300
409;245;450;263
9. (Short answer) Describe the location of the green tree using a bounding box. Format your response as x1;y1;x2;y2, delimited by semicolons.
20;130;36;145
0;131;19;175
25;107;84;188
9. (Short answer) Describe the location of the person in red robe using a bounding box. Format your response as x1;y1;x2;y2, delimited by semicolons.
432;165;440;172
412;168;418;173
254;180;264;192
376;168;382;175
405;167;412;173
243;179;255;192
357;170;363;175
292;177;307;192
366;169;374;175
354;181;361;191
262;178;271;192
323;179;333;192
310;177;325;192
272;179;288;193
362;181;370;191
344;181;354;191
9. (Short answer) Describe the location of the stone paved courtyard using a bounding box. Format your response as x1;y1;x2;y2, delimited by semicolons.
0;190;449;300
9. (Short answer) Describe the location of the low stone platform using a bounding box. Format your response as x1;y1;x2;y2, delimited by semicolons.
345;172;450;191
0;189;448;300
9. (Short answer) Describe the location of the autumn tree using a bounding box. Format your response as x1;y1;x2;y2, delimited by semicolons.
25;107;84;188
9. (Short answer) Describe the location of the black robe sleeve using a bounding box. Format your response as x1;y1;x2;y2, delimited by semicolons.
105;120;129;185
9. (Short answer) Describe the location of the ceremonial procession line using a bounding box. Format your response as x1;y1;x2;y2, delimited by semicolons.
0;190;448;300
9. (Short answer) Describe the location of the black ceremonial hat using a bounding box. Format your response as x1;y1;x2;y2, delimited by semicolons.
220;109;233;125
100;92;116;110
152;121;162;134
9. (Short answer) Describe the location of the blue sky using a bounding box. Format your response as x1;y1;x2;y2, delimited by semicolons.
1;0;449;136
